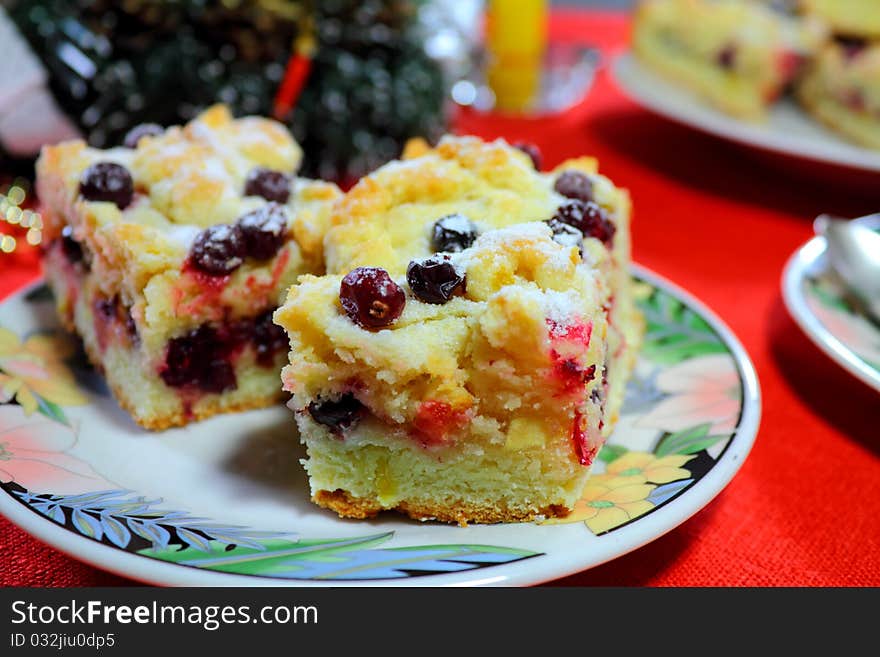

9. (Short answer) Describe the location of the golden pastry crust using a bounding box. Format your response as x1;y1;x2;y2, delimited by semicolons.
324;135;617;276
313;489;571;527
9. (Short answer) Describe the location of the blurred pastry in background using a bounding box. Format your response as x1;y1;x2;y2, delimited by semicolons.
633;0;826;119
798;38;880;149
802;0;880;39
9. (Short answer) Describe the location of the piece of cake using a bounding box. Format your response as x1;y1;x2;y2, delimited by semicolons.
633;0;825;119
274;136;642;524
36;105;341;429
798;38;880;149
802;0;880;39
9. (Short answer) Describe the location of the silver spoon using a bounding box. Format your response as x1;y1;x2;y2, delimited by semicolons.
814;213;880;325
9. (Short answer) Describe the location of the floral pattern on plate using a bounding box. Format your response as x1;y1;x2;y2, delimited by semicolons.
805;276;880;372
783;228;880;393
0;269;759;585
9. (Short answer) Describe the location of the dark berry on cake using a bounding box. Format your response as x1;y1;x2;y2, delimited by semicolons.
244;167;292;204
160;325;237;393
237;203;289;260
513;141;542;169
308;393;365;435
79;162;134;209
340;267;406;329
552;200;615;247
407;255;466;304
553;170;594;203
717;44;738;69
431;214;479;253
546;217;584;253
252;309;289;367
189;224;246;276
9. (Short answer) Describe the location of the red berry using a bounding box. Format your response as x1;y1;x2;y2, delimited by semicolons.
340;267;406;329
160;325;237;393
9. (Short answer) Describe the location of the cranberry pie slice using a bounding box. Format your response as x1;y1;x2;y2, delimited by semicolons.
36;105;341;429
633;0;825;119
275;136;643;524
798;38;880;149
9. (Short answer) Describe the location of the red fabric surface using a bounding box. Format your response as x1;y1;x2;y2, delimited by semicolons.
2;10;879;587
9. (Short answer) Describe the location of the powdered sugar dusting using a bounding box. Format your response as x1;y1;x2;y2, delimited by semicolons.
165;224;202;250
543;289;582;331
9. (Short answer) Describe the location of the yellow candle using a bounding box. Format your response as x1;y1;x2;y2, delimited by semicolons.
485;0;548;112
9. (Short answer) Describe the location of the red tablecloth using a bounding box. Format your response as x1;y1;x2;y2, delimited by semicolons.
2;10;879;587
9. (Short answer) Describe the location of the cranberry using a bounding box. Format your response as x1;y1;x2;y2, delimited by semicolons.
79;162;134;209
123;123;163;149
189;224;246;275
95;296;117;320
244;167;292;204
339;267;405;329
161;325;237;393
60;225;84;264
431;214;479;253
553;170;593;203
236;203;289;261
406;256;465;304
513;141;542;169
717;45;737;69
552;199;615;247
308;393;365;434
546;217;584;253
252;309;288;367
837;36;868;61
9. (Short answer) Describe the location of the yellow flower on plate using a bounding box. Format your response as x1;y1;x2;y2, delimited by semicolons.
605;451;695;485
0;327;87;415
544;473;655;534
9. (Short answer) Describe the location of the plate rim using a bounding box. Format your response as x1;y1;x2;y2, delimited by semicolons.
781;236;880;393
0;265;761;587
610;52;880;174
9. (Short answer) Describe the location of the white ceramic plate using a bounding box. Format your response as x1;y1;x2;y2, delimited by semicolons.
782;216;880;392
0;266;760;587
611;53;880;173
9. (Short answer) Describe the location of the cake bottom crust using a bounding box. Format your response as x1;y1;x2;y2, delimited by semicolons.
314;489;571;527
